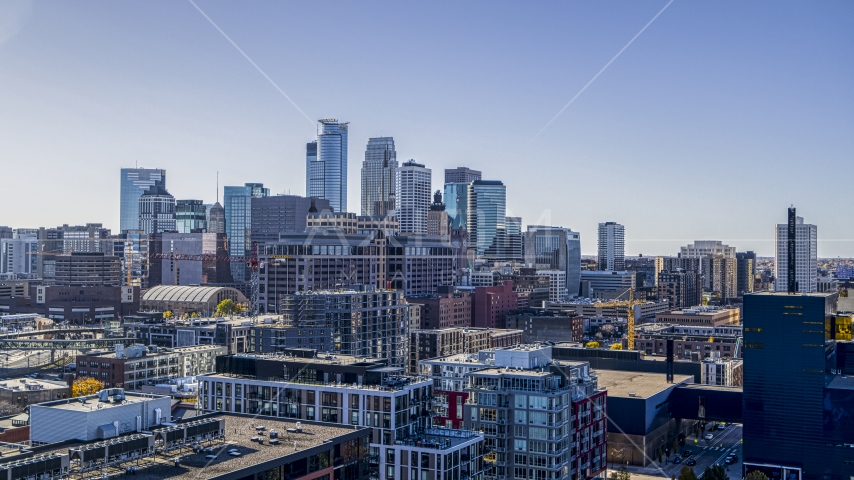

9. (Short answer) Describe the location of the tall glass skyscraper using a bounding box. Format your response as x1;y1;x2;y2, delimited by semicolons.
361;137;397;216
224;183;269;282
444;183;470;229
306;119;348;213
120;168;165;232
176;200;207;233
467;180;506;258
524;225;582;298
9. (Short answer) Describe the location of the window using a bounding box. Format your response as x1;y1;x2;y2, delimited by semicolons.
514;410;527;424
514;439;527;452
306;406;315;420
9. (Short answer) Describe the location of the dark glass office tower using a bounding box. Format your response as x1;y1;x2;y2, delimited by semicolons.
743;291;854;480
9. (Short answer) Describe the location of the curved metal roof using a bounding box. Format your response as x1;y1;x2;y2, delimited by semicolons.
142;285;235;303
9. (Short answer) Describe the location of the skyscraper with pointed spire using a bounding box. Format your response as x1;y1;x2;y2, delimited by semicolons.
361;137;397;216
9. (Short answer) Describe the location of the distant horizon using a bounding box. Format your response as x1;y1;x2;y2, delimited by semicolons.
1;2;851;257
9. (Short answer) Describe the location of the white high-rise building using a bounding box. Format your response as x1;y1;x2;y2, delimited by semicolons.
775;207;817;293
536;269;567;302
597;222;625;271
0;233;39;278
395;160;431;234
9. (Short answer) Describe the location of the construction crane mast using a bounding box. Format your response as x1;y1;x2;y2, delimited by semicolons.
593;288;643;350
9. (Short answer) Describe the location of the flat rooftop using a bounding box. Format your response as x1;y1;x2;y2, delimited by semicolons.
747;291;835;297
36;392;169;412
595;370;692;399
469;367;551;377
14;414;364;480
135;415;361;480
0;377;68;391
827;375;854;391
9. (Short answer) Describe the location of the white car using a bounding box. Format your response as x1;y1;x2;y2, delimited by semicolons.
704;433;714;440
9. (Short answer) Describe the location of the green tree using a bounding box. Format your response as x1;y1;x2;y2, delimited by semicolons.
701;464;729;480
609;467;630;480
678;466;699;480
745;472;768;480
216;299;241;317
673;438;679;454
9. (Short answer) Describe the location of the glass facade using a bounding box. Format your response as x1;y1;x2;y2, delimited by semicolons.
467;181;506;258
444;183;470;229
120;168;165;232
176;199;207;233
524;226;581;298
361;137;397;216
307;120;348;213
224;183;269;282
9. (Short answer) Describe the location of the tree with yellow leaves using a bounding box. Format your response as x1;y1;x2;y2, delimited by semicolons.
163;310;173;319
585;341;600;349
72;376;104;397
610;344;623;350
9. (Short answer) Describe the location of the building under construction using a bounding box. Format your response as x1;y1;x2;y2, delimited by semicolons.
253;286;409;367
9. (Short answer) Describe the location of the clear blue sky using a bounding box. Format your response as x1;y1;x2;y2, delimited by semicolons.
1;1;851;256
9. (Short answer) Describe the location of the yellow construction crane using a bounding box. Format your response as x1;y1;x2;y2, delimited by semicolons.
592;288;644;350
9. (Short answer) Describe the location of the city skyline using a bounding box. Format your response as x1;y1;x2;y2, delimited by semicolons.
0;2;852;256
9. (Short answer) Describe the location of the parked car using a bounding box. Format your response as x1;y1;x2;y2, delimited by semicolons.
682;450;693;458
704;433;714;440
686;459;697;466
673;457;682;464
725;456;735;465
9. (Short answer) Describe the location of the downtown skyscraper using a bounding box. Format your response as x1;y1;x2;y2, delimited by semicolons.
395;160;431;234
467;180;506;258
775;206;817;293
597;221;625;271
120;168;165;232
361;137;397;216
306;119;348;213
224;183;269;282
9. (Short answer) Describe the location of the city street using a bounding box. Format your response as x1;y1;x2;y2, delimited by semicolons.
622;424;743;479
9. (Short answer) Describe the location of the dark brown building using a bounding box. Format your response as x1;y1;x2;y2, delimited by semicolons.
406;288;472;329
504;308;584;343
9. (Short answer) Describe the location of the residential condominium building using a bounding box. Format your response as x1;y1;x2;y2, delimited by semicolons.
634;323;743;359
274;287;409;368
736;251;756;296
597;222;624;271
199;352;486;480
396;160;432;235
407;327;523;374
361;137;397;216
307;119;349;214
701;255;738;299
774;206;817;293
536;270;567;303
656;270;702;309
473;281;518;329
406;288;473;329
421;345;607;480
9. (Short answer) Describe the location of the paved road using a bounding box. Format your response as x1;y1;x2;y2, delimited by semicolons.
621;424;744;480
662;425;743;478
